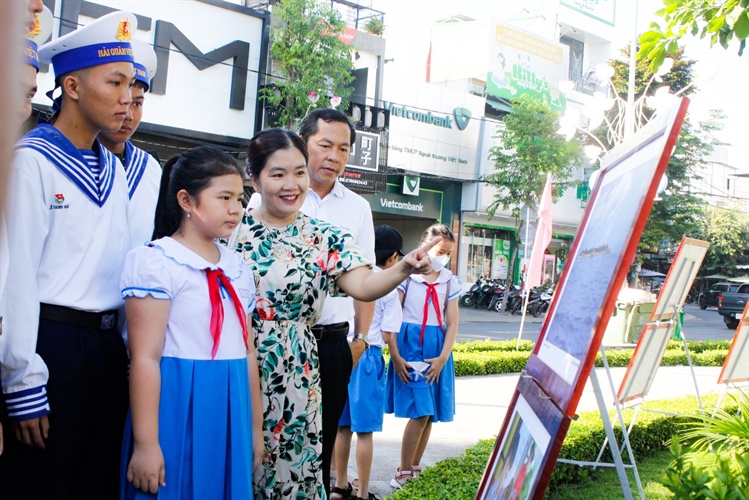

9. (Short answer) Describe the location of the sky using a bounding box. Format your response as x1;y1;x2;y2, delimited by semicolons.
372;0;749;171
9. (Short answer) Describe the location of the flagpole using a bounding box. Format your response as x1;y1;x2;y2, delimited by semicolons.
517;205;531;350
516;285;530;350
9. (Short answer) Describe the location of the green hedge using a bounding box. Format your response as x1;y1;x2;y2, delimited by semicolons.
384;340;730;377
390;394;736;499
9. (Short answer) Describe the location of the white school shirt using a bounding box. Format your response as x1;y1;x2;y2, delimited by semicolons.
0;134;130;420
248;179;375;327
345;266;402;348
124;141;161;247
398;270;462;325
121;238;255;360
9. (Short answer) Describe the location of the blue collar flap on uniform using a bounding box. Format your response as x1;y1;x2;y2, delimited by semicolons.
16;124;118;207
124;141;151;199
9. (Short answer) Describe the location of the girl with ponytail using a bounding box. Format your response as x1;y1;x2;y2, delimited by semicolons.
120;145;263;499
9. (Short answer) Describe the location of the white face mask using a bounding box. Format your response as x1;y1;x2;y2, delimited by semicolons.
430;254;450;272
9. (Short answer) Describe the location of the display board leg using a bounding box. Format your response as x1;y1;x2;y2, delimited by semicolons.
590;369;641;500
675;306;703;412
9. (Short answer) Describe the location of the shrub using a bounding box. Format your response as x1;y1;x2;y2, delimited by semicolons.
660;437;749;499
386;340;728;378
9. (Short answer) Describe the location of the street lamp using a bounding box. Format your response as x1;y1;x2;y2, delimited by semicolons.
557;57;678;193
557;57;676;157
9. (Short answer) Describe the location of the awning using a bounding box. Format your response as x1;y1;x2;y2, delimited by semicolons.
638;269;666;278
700;274;736;280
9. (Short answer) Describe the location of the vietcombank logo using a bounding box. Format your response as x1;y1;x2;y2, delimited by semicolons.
453;107;471;130
383;102;472;130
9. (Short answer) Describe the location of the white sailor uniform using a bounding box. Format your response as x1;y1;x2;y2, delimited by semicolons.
0;123;131;497
123;140;161;247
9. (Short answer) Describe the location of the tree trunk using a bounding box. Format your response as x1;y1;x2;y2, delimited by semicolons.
500;220;523;314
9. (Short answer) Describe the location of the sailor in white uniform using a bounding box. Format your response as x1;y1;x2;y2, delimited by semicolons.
0;12;136;499
99;38;161;248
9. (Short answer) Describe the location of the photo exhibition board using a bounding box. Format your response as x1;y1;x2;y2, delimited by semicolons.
527;96;689;414
475;373;567;500
617;322;674;403
718;299;749;384
650;237;709;321
475;97;689;500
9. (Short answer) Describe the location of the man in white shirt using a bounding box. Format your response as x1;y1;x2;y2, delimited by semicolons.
98;38;161;247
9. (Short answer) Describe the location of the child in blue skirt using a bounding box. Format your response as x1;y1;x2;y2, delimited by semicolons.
385;224;461;489
119;146;263;499
333;226;405;500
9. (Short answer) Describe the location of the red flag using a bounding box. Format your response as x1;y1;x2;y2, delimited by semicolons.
526;174;553;289
426;40;432;83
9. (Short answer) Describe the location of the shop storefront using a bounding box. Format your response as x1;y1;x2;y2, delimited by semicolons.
362;177;461;251
461;224;518;285
30;0;269;160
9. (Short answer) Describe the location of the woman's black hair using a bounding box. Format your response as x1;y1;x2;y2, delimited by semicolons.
152;145;243;239
245;128;308;181
420;223;455;246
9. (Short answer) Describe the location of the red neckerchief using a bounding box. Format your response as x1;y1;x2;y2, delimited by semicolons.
205;268;249;359
420;282;444;345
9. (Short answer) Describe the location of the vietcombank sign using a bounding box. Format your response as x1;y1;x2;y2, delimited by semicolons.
383;103;472;131
363;189;442;220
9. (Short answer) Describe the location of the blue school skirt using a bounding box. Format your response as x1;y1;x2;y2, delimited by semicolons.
339;346;386;432
385;322;455;423
120;357;254;500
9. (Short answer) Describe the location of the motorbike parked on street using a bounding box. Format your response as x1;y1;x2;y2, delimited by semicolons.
461;278;507;310
528;288;554;317
504;285;523;314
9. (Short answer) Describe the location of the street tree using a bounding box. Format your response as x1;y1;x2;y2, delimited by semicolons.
484;94;582;304
486;94;582;219
262;0;354;128
697;204;749;275
639;0;748;72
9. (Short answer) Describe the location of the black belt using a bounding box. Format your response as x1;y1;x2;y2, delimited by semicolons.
310;321;349;341
40;303;118;331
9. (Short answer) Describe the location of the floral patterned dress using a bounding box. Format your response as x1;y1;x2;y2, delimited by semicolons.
229;211;370;500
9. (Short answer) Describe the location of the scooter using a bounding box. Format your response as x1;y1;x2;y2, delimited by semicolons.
504;285;523;314
460;277;488;308
528;288;553;317
487;282;507;312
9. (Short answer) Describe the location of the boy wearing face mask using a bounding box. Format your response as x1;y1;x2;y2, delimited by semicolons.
384;223;461;490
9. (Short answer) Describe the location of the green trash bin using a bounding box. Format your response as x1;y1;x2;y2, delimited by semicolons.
626;302;655;344
672;308;684;340
602;301;632;345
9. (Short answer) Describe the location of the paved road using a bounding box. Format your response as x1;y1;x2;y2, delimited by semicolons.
456;303;733;343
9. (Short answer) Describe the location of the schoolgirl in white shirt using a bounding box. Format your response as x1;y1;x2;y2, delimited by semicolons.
385;224;461;489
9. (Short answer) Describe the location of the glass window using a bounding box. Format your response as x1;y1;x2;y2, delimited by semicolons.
462;226;515;284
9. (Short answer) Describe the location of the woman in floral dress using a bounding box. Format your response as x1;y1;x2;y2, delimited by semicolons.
227;128;440;499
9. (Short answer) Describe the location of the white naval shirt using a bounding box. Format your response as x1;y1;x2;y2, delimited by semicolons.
0;139;131;420
248;179;375;326
124;143;161;247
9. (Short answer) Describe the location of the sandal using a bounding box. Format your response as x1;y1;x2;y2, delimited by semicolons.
330;482;354;499
355;494;381;500
390;467;413;489
411;465;422;476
